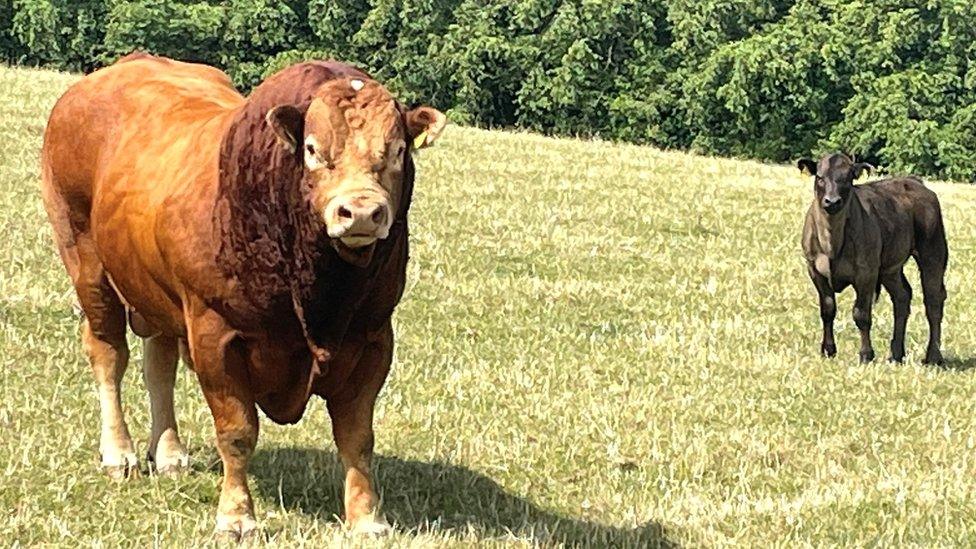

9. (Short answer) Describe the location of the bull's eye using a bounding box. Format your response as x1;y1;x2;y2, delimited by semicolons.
303;138;333;171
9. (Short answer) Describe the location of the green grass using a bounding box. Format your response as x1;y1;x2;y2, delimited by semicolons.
2;64;976;547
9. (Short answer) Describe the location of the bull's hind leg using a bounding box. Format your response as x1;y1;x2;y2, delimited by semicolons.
74;243;139;479
327;324;394;536
881;271;911;363
143;335;189;474
43;173;138;478
81;317;137;479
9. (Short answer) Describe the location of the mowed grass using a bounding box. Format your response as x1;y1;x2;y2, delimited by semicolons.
2;64;976;547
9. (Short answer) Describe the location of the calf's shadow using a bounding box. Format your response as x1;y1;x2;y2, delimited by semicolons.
251;447;675;547
939;356;976;372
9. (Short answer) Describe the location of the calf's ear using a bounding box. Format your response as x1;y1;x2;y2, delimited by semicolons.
852;162;874;179
406;106;447;150
797;158;817;175
266;105;304;153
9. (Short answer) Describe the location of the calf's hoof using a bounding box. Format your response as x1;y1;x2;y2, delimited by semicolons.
101;452;140;481
821;343;837;358
348;514;392;537
888;354;904;364
859;350;875;364
215;513;258;543
923;351;945;366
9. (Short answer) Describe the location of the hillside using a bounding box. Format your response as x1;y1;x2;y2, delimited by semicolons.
2;65;976;546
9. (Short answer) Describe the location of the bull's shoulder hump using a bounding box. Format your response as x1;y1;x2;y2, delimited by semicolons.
258;60;372;94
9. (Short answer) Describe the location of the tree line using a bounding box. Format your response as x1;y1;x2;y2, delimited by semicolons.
4;0;974;181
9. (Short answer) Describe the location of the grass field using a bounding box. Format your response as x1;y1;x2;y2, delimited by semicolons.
2;64;976;547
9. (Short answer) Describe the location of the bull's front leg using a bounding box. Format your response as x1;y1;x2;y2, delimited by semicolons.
189;310;259;540
326;324;393;535
852;278;876;363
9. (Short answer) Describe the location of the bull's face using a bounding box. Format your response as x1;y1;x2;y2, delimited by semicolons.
797;153;873;216
266;77;446;263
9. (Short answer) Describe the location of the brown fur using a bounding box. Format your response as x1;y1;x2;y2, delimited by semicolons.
41;53;445;535
799;153;948;364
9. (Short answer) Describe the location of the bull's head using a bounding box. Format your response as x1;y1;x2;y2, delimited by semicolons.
797;153;873;215
266;77;446;263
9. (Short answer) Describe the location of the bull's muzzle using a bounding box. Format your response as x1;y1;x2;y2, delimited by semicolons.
324;194;391;248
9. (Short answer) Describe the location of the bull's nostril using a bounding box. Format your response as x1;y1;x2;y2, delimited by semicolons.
371;207;386;224
337;206;353;220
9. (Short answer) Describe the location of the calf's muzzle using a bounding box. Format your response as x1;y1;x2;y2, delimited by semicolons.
822;195;843;214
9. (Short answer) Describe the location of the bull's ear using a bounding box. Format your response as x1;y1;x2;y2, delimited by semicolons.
852;162;874;179
405;106;447;150
797;158;817;175
266;105;304;152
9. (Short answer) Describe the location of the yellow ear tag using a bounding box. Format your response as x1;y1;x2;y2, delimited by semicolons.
412;130;428;149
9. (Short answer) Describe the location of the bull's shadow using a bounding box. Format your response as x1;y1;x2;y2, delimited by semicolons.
251;447;675;547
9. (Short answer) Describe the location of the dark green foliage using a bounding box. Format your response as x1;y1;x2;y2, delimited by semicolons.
101;1;226;67
6;0;107;71
4;0;975;180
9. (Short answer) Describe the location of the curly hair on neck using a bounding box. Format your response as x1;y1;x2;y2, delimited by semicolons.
213;61;414;363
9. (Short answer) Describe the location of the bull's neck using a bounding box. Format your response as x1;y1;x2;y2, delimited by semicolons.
812;198;853;259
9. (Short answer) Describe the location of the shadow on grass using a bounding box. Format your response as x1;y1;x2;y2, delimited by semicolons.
251;447;675;547
938;356;976;372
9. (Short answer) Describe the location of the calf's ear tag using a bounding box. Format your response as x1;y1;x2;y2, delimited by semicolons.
413;130;429;149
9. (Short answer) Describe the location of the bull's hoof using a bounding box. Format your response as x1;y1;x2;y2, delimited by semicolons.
821;343;837;358
923;351;945;366
859;350;875;364
148;452;190;477
348;514;392;537
101;452;139;481
888;354;904;364
215;514;258;543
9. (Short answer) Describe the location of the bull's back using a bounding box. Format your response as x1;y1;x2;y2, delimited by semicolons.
43;55;243;204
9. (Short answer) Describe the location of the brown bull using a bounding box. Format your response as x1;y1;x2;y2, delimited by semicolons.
41;53;446;538
799;153;947;365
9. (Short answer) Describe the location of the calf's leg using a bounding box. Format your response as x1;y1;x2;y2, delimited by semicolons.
852;280;876;363
918;258;946;365
881;272;911;363
809;267;837;357
327;324;394;535
189;311;258;540
143;334;189;474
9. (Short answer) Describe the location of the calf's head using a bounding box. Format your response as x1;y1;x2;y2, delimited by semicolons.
797;153;873;215
266;77;446;259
